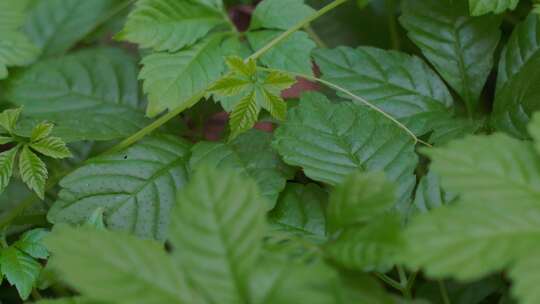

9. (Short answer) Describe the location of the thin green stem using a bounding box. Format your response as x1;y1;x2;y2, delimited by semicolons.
397;266;411;298
388;14;400;50
405;271;418;295
247;0;347;61
258;67;432;148
107;0;348;154
375;273;403;292
305;25;327;48
438;280;451;304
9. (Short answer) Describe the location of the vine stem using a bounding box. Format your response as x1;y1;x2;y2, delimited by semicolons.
258;67;432;147
438;280;451;304
107;0;348;154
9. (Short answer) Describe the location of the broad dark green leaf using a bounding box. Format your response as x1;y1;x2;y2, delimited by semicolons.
168;166;266;304
247;30;316;75
491;14;540;139
326;213;404;272
24;0;121;57
269;183;328;242
190;129;294;208
327;171;396;231
400;0;501;113
48;135;191;240
413;170;458;213
117;0;227;52
314;46;453;135
427;116;483;145
0;246;41;300
250;0;315;30
45;226;195;304
469;0;518;16
5;48;149;142
0;0;38;79
140;34;236;116
272;92;418;209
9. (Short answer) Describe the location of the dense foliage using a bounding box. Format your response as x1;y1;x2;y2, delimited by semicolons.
0;0;540;303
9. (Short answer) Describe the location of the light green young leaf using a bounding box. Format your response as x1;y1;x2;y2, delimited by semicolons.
19;145;47;199
45;226;195;304
117;0;226;52
250;0;315;30
229;90;260;139
209;76;251;96
469;0;519;16
422;134;540;206
326;213;404;272
226;56;256;77
0;108;22;134
261;88;287;120
272;92;418;210
190;129;294;207
263;71;295;92
0;246;41;300
48;135;191;240
413;170;458;213
0;147;19;194
30;122;54;142
30;137;72;159
168;166;266;304
14;228;49;259
24;0;120;57
314;46;453;135
247;30;316;75
327;171;396;232
491;14;540;139
400;0;501;113
0;136;14;145
140;34;233;117
5;48;149;142
269;183;328;242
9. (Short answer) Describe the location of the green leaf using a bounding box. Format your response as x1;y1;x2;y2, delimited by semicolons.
85;208;106;230
272;92;418;210
45;226;195;304
400;0;501;113
327;171;396;232
0;246;41;300
250;0;316;30
117;0;226;52
0;136;14;145
0;0;39;79
209;75;251;96
247;30;316;75
0;147;19;194
48;135;191;240
413;170;458;213
269;183;328;242
422;134;540;206
326;213;404;272
0;108;22;134
140;34;233;117
30;136;72;159
469;0;519;16
229;90;260;139
24;0;120;57
427;116;483;145
34;297;112;304
226;56;256;77
14;228;49;259
510;251;540;304
30;122;54;142
190;129;294;207
5;48;150;142
314;46;452;135
249;252;341;304
263;70;296;91
529;112;540;154
402;199;540;281
261;88;287;120
491;14;540;139
19;145;47;200
168;166;266;304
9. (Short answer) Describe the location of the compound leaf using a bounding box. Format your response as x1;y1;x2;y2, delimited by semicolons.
48;135;191;240
0;147;19;194
19;145;47;200
0;246;41;300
